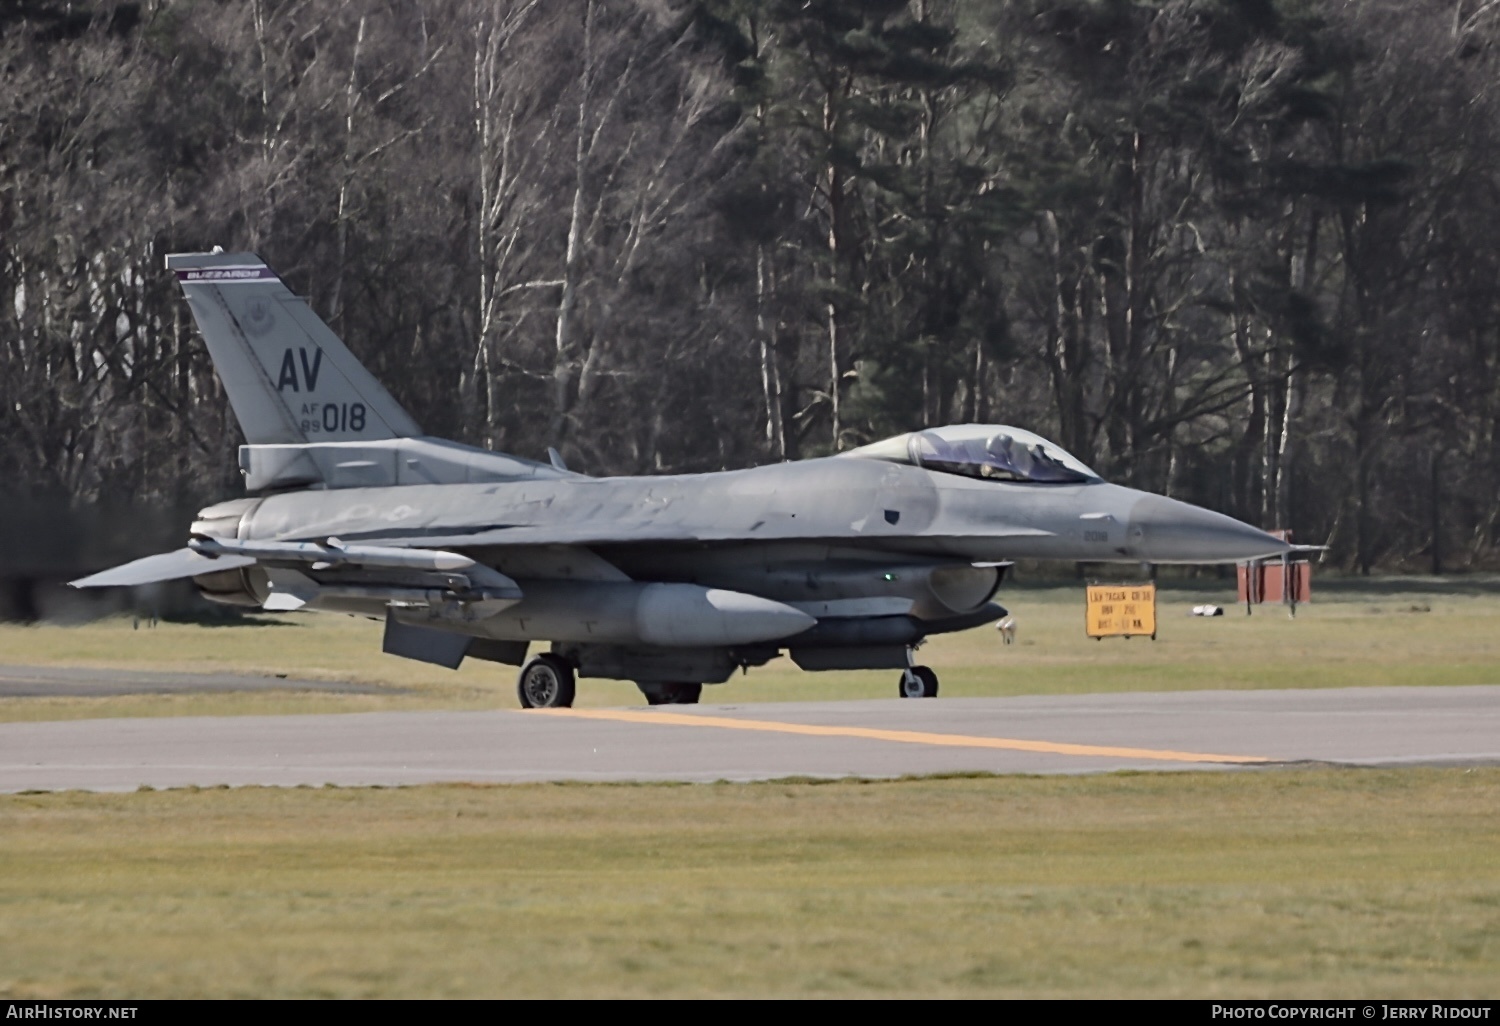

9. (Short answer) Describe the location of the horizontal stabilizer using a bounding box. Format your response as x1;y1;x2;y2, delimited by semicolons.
69;548;256;589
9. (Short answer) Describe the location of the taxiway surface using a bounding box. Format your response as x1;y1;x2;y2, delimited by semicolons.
0;664;393;698
3;684;1499;792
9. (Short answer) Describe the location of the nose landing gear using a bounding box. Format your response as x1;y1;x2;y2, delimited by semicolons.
899;664;939;698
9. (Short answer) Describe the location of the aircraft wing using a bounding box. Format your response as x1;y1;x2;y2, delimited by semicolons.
67;521;1052;591
69;548;257;588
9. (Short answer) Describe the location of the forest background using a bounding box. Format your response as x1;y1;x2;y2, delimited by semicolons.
3;0;1499;578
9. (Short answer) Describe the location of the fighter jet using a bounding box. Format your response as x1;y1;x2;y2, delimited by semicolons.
71;251;1290;707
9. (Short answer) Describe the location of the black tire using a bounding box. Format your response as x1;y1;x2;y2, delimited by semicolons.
637;682;703;705
517;654;576;709
898;665;939;699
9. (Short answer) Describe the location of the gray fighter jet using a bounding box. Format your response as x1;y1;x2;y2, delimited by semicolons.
72;251;1289;707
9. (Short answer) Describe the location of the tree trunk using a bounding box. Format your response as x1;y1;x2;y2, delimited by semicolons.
550;0;594;445
1040;211;1090;461
757;245;786;459
823;86;844;451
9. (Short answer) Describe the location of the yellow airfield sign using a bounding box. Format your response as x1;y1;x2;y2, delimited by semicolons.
1085;583;1157;639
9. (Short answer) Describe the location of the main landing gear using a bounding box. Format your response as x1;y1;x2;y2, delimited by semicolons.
519;656;935;707
517;654;577;709
515;659;703;708
636;682;703;706
899;665;939;699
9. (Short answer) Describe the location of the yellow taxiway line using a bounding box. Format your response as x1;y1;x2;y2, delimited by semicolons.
529;708;1272;765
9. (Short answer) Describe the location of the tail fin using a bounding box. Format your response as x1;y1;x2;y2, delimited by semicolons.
167;251;421;444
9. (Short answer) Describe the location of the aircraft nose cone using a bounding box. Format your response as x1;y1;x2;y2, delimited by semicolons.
1127;494;1290;563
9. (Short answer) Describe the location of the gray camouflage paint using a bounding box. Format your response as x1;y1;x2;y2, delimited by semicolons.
75;251;1292;695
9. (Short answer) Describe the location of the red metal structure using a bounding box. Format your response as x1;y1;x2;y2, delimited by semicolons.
1237;531;1314;616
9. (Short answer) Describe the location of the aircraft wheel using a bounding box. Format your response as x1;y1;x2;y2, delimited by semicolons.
898;665;939;699
517;654;576;709
637;682;702;705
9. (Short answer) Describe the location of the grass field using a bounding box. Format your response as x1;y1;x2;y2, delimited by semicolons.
1;768;1497;998
2;575;1498;720
2;576;1498;998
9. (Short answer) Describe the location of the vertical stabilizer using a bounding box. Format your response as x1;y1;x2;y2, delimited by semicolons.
166;251;421;444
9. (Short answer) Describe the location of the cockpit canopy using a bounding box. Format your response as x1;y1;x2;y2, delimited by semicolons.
842;425;1100;484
